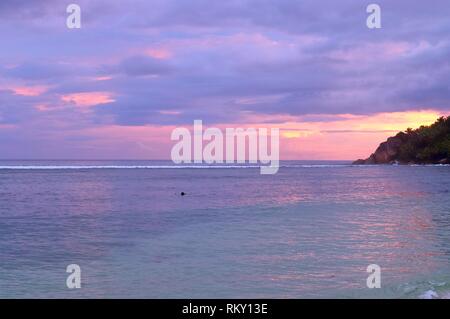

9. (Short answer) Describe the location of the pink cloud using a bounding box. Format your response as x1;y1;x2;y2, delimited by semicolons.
158;110;181;115
146;48;172;59
92;76;113;81
34;104;51;112
10;85;49;96
0;124;16;129
329;41;415;63
61;92;115;108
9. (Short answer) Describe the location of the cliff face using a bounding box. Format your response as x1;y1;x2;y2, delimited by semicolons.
353;116;450;165
354;134;407;164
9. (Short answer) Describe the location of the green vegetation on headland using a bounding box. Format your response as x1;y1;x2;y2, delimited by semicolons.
353;116;450;165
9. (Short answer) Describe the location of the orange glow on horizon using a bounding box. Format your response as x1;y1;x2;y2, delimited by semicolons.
273;110;448;160
28;109;448;160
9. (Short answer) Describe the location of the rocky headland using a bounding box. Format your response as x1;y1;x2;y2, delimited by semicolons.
353;116;450;165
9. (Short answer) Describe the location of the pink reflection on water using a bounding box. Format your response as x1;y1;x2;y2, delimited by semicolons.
55;176;117;259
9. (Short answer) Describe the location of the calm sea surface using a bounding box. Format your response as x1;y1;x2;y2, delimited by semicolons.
0;160;449;298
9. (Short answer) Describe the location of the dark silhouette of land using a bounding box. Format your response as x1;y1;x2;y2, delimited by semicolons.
354;116;450;165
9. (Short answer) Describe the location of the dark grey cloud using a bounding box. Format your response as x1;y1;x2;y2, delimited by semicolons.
0;0;60;19
3;62;70;81
116;56;172;77
0;90;40;123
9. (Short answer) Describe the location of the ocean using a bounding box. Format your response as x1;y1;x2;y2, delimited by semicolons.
0;160;449;298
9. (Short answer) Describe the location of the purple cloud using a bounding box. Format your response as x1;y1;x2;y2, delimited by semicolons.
0;0;449;157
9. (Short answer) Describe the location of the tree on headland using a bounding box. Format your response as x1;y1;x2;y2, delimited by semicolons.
354;116;450;164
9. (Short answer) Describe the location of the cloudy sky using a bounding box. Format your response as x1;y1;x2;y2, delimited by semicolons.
0;0;449;159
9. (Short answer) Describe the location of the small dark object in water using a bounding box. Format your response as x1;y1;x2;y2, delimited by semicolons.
180;192;186;196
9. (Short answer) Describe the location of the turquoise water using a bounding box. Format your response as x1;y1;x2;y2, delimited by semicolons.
0;161;449;298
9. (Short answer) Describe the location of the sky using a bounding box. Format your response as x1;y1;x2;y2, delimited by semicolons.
0;0;449;160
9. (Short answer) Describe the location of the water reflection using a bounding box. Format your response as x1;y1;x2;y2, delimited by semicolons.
1;164;449;297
